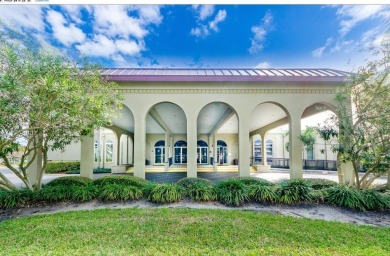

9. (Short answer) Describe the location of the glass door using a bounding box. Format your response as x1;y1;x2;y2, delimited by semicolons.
155;147;165;164
197;147;208;164
217;146;228;164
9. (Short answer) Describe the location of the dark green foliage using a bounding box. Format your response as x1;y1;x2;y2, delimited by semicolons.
46;176;92;187
146;183;184;204
176;177;212;189
230;177;273;186
98;184;143;202
215;179;250;206
249;184;277;203
65;168;112;174
70;184;98;202
359;189;390;211
276;179;312;204
305;178;338;190
186;183;216;202
34;186;74;203
0;189;33;209
91;175;149;188
142;182;157;199
45;161;80;173
326;186;365;211
310;189;328;204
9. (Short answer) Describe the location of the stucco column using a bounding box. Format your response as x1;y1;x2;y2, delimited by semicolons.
289;113;303;179
238;112;250;177
115;132;123;165
260;132;268;166
249;136;254;164
213;133;217;171
80;135;94;179
134;112;146;179
187;113;197;177
164;132;169;172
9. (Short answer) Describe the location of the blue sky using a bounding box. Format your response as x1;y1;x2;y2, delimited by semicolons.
0;4;388;71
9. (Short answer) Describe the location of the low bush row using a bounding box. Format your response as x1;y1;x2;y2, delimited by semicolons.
1;176;389;212
45;161;80;174
65;168;112;174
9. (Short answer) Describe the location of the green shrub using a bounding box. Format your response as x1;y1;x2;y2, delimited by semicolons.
215;179;249;207
326;186;365;211
34;186;74;203
276;179;312;204
186;183;216;202
45;161;80;173
310;189;328;204
46;176;92;187
0;189;34;209
98;184;143;202
70;184;98;202
230;177;273;186
146;183;184;204
249;184;277;203
359;189;390;211
65;168;112;174
143;182;157;198
92;176;149;188
305;178;338;190
177;177;212;189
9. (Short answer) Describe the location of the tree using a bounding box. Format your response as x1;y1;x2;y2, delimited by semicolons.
318;32;390;190
299;127;316;160
0;30;123;191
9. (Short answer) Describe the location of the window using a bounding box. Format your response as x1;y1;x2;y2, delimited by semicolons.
217;140;228;164
254;139;261;163
105;140;113;163
266;140;273;157
306;146;314;160
174;140;187;164
154;140;165;164
197;140;208;164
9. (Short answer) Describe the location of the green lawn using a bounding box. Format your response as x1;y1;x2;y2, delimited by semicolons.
0;208;389;255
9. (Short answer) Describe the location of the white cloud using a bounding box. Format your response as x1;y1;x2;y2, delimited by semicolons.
115;39;144;56
0;6;45;31
336;5;385;36
312;37;333;58
76;35;116;58
209;10;227;32
192;5;215;21
46;10;86;46
61;5;84;24
190;7;227;38
254;61;271;68
133;5;163;25
248;11;273;54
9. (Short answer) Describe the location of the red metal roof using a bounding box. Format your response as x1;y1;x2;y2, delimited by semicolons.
101;68;348;83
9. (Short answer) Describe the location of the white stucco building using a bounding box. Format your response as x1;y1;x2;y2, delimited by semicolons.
46;68;349;180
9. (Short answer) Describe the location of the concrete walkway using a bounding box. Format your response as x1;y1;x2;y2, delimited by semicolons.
1;165;388;187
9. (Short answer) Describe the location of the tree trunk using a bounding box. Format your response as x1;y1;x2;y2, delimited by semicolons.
387;171;390;190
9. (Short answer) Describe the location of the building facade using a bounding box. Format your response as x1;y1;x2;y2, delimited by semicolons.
46;68;349;180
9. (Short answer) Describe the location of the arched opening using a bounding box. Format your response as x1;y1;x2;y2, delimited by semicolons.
197;140;208;164
197;102;238;170
300;102;338;171
174;140;187;164
249;102;290;170
145;102;187;168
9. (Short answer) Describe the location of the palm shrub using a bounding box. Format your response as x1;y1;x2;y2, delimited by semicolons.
46;176;91;187
276;179;312;204
177;177;212;189
305;178;338;190
249;184;277;203
0;189;34;209
146;183;184;204
92;176;149;188
34;186;74;203
326;186;365;211
359;189;390;211
186;182;216;202
98;184;143;202
215;179;250;207
70;184;98;202
231;177;273;186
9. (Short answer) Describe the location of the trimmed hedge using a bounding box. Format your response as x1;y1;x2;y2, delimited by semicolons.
65;168;112;174
176;177;213;188
45;161;80;174
46;176;92;187
230;177;274;186
305;178;338;190
91;176;149;188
